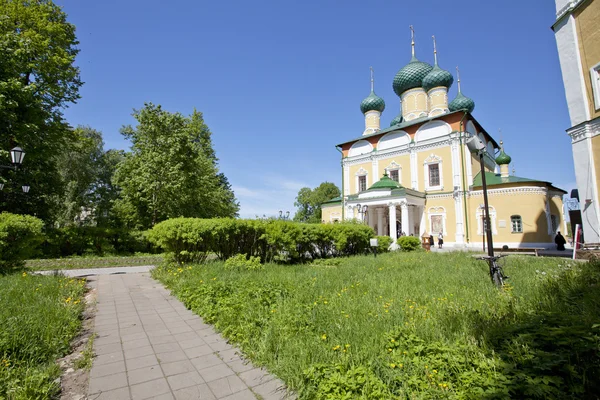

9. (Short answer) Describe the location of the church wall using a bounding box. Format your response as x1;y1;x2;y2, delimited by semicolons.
467;189;554;248
593;135;600;209
377;154;411;186
417;146;453;192
349;162;373;193
424;196;457;239
574;0;600;120
321;204;342;223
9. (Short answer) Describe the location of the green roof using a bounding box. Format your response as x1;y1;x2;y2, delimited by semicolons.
367;174;401;190
321;196;342;205
472;171;565;193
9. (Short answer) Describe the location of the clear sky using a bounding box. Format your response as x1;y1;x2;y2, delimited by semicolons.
55;0;573;219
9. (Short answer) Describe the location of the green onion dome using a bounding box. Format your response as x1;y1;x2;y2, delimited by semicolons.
360;90;385;114
390;113;403;126
495;146;512;165
368;173;401;190
422;63;454;92
448;91;475;113
393;56;433;96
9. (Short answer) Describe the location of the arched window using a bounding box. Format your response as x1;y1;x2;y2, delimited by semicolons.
511;215;522;233
423;154;443;191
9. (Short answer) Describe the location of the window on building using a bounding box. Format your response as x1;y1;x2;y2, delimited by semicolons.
428;164;440;187
389;169;399;182
551;215;558;233
591;63;600;110
358;175;367;192
511;215;522;233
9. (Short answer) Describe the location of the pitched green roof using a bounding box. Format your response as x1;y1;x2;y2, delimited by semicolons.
472;171;565;193
321;196;342;205
368;174;401;190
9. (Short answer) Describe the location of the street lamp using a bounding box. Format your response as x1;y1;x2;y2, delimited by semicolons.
0;147;25;170
465;134;494;260
356;204;368;224
22;185;30;194
278;210;290;220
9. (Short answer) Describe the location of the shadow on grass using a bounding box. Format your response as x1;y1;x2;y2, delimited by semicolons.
472;261;600;399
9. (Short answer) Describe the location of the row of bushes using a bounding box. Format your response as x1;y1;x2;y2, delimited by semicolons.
148;218;377;263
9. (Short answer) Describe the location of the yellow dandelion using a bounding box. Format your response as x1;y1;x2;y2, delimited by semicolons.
390;363;396;368
321;334;327;340
22;272;27;277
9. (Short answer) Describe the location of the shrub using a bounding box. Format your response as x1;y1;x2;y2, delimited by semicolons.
39;227;155;258
224;254;263;271
148;218;376;264
375;236;393;253
0;213;44;270
397;236;422;252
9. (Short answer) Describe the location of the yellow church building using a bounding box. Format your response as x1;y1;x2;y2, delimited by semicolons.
322;32;566;250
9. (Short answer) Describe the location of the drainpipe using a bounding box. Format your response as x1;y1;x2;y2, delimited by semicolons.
335;145;344;220
458;110;470;244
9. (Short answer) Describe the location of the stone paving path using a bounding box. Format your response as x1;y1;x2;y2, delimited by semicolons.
87;273;293;400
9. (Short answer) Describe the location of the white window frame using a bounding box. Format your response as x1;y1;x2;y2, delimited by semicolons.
476;206;497;235
355;167;368;193
550;214;558;234
385;161;402;184
591;62;600;111
428;206;446;236
423;154;443;191
510;215;523;233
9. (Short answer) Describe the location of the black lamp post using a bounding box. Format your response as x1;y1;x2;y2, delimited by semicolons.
0;147;29;193
465;135;494;260
356;204;368;224
278;210;290;220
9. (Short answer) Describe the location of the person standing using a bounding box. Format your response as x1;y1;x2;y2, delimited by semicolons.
555;231;566;251
438;232;443;249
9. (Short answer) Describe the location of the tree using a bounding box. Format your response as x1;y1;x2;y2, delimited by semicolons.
0;0;82;221
294;182;340;223
114;103;238;229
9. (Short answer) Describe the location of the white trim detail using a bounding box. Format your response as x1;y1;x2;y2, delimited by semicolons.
384;161;402;184
410;148;418;190
355;167;368;193
423;153;443;191
348;140;373;157
343;165;350;196
591;62;600;111
476;205;497;235
427;206;447;236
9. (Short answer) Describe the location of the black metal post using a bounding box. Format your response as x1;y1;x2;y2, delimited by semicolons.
479;153;494;259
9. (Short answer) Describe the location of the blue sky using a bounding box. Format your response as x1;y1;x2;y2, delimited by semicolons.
56;0;573;219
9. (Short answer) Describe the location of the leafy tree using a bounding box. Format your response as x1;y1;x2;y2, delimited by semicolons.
114;103;238;229
54;126;104;226
294;182;340;223
0;0;82;221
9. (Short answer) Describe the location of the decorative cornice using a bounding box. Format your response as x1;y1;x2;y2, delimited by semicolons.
470;187;548;196
556;0;585;21
425;193;453;199
568;117;600;143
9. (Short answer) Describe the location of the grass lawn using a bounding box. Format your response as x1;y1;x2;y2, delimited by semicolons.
0;272;86;399
153;251;600;399
26;254;163;270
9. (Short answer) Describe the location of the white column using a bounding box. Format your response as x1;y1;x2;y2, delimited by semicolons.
451;136;461;188
343;164;350;196
389;203;397;241
346;205;355;221
454;194;465;245
377;208;385;236
419;206;426;237
410;149;418;190
400;202;409;236
372;158;379;184
367;207;375;230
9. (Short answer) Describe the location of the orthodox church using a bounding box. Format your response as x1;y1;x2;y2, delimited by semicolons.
322;29;566;249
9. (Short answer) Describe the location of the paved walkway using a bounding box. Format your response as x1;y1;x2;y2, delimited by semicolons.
87;273;293;400
36;266;156;277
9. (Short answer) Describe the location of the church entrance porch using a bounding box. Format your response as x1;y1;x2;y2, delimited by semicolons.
348;200;425;242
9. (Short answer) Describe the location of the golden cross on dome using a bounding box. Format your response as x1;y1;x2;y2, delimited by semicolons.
432;35;438;64
370;66;374;92
456;66;462;92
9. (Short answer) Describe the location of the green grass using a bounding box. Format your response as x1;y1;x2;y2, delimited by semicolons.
153;252;600;399
26;254;164;270
0;272;87;399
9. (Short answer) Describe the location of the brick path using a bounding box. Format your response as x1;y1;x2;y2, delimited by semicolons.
87;273;293;400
